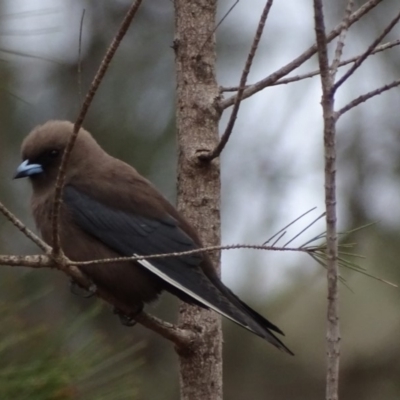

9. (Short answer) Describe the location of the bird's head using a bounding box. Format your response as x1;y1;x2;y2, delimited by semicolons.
14;120;103;190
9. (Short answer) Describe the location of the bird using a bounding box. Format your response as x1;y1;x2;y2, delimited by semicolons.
14;120;293;355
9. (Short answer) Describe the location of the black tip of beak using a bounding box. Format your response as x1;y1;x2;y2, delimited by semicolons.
13;172;23;180
14;160;43;180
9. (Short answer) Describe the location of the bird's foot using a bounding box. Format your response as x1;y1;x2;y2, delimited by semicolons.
114;305;143;327
69;279;97;298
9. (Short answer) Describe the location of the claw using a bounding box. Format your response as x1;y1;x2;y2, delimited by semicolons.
114;305;143;327
70;279;97;298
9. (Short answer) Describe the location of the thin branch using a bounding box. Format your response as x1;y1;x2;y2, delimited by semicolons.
336;79;400;118
332;9;400;92
69;244;313;267
200;0;274;161
219;0;384;110
51;0;143;257
220;39;400;91
78;9;86;106
0;254;53;268
0;202;51;253
1;239;395;286
330;0;354;80
313;0;340;399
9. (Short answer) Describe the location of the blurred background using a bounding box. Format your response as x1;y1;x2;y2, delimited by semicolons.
0;0;399;399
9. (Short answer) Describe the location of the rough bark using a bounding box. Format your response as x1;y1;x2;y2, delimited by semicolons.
313;1;340;399
173;1;223;399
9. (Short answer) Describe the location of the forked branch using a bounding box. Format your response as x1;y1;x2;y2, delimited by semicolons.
332;9;400;93
221;39;400;91
220;0;384;109
201;0;274;161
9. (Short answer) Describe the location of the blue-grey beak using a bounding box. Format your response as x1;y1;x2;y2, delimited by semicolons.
14;159;43;179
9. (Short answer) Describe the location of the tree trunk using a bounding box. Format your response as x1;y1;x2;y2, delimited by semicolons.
173;1;223;399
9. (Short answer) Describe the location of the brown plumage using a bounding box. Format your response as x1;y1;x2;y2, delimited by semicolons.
14;120;293;354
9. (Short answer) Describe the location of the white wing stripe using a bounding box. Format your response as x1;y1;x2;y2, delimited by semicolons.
136;256;254;332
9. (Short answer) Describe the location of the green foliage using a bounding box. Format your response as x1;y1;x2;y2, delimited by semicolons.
0;289;143;400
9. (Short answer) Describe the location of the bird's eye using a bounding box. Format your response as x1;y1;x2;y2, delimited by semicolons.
49;149;60;158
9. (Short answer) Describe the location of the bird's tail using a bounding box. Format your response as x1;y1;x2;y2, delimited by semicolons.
137;258;293;354
223;287;294;355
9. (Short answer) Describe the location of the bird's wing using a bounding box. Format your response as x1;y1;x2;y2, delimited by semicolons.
63;185;293;354
64;187;251;323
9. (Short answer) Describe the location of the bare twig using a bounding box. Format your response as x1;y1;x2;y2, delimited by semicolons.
200;0;274;161
0;254;53;268
77;9;86;106
332;9;400;92
1;240;395;286
68;244;315;267
336;79;400;118
330;0;354;80
313;0;340;399
0;201;51;253
221;39;400;91
220;0;384;109
51;0;143;257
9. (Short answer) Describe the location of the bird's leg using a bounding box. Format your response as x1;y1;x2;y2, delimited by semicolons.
69;278;97;298
113;304;143;327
